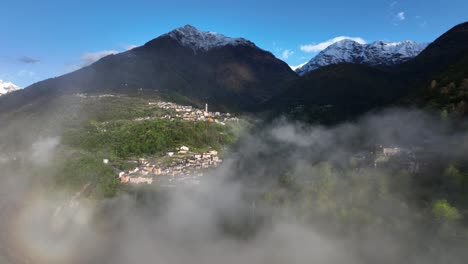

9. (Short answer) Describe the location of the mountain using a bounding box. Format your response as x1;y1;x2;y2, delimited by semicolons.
0;25;297;114
0;80;19;96
1;22;467;124
265;64;404;123
165;25;255;52
400;22;468;116
266;22;468;123
289;62;307;71
296;40;428;76
400;22;468;78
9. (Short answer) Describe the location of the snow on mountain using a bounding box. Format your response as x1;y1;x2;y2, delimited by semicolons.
165;25;256;52
296;39;429;76
289;62;308;71
0;80;20;96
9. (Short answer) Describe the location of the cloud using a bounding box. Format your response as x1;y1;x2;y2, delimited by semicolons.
124;44;138;50
390;1;397;8
396;11;405;21
17;70;36;78
281;49;294;59
300;36;366;53
80;50;119;67
415;15;427;28
2;106;468;263
66;48;124;73
29;137;60;165
18;56;40;64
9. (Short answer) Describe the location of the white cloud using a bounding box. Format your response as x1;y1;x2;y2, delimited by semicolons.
80;50;119;67
17;70;36;78
300;36;366;53
396;11;405;21
415;15;427;28
124;44;138;50
282;49;294;59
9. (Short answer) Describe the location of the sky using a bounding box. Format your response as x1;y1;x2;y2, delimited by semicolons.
1;0;467;87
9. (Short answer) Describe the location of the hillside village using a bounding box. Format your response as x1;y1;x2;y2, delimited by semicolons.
350;144;423;174
115;101;237;187
116;146;222;187
113;142;425;188
92;98;425;189
152;101;240;124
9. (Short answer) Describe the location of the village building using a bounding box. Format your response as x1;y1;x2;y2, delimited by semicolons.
383;147;401;156
153;100;237;125
117;147;223;186
180;146;189;152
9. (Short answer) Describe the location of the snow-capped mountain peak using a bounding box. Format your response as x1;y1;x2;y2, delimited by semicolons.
165;25;255;52
0;80;20;96
289;62;308;71
367;40;427;56
296;39;429;76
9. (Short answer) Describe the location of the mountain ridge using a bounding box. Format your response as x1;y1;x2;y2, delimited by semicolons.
0;25;297;114
163;25;256;52
1;22;468;123
265;22;468;123
296;39;428;76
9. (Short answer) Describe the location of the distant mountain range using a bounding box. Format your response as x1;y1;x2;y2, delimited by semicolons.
0;80;19;96
296;40;428;76
268;22;468;123
1;22;467;124
0;25;295;113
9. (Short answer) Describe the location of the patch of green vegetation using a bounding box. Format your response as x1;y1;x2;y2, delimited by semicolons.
66;94;170;125
63;119;235;159
432;199;462;222
1;92;246;199
53;150;120;198
260;159;468;237
404;53;468;118
375;154;390;164
114;160;139;171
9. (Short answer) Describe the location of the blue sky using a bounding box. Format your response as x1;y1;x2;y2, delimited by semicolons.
1;0;467;87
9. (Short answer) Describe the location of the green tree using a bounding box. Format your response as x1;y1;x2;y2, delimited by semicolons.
444;164;464;187
432;199;462;222
440;109;448;121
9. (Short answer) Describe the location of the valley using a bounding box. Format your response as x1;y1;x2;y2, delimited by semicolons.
0;12;468;264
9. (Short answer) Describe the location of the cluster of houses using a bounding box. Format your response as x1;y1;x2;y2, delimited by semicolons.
117;146;222;187
151;101;239;125
372;145;421;173
74;93;117;99
350;144;422;174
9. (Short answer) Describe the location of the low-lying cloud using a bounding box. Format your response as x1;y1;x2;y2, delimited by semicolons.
1;108;468;263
